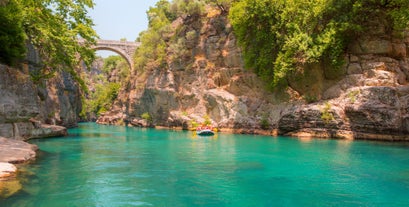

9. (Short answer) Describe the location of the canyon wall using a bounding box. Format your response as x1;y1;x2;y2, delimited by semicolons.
98;8;409;141
97;10;281;134
278;20;409;141
0;45;82;140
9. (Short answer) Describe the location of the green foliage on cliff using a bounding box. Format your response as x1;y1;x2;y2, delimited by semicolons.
229;0;409;87
0;0;26;66
134;0;207;72
321;102;334;124
80;55;129;119
102;55;129;79
203;114;212;126
171;0;205;17
81;82;120;117
103;56;123;73
134;0;172;71
204;0;234;13
0;0;97;75
141;112;153;123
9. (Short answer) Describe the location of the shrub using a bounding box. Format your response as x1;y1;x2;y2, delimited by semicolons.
190;120;199;128
141;112;153;123
203;114;212;126
304;94;318;103
347;90;360;103
81;82;120;117
260;117;270;130
321;102;334;124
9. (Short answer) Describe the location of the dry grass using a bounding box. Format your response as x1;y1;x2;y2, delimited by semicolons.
206;6;220;18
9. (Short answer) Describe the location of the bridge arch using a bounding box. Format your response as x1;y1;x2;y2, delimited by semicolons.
93;46;133;70
91;40;140;71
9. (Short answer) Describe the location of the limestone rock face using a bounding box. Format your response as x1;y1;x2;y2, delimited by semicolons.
275;18;409;140
98;9;278;130
279;87;409;140
99;7;409;141
25;42;82;128
278;47;409;140
37;71;82;128
344;87;402;134
0;41;83;139
0;66;40;123
0;65;68;140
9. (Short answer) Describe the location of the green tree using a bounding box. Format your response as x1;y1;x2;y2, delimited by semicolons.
102;55;123;73
0;0;97;80
204;0;235;13
171;0;205;17
134;0;173;71
22;0;97;74
81;82;121;117
102;55;130;81
141;112;153;123
134;0;209;73
0;0;26;66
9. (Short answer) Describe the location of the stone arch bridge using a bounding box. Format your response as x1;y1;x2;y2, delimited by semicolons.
91;39;140;71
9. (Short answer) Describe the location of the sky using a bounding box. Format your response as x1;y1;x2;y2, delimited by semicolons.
88;0;159;57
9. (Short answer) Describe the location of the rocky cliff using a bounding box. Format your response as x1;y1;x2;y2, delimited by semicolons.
0;43;83;140
278;21;409;141
0;65;69;140
98;7;409;141
97;8;280;134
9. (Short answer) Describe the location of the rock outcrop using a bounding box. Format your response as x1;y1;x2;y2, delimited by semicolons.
0;137;38;164
98;7;409;141
0;41;82;139
37;71;82;128
26;43;83;128
98;8;279;133
0;66;68;140
278;22;409;140
0;136;38;183
0;163;17;179
0;137;38;198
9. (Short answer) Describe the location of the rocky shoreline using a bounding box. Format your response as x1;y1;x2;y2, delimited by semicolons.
98;121;409;142
0;137;38;198
0;122;66;198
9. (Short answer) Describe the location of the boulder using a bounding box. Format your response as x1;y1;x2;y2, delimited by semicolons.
0;137;38;163
30;124;67;139
0;137;37;197
130;118;149;127
278;86;409;140
347;63;362;75
345;87;402;134
278;103;344;135
0;163;17;179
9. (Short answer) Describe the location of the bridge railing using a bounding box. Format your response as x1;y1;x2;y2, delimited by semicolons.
78;39;141;47
96;39;141;47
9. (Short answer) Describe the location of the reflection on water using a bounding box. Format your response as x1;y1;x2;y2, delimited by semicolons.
2;123;409;206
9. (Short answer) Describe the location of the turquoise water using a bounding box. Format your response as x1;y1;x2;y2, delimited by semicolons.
2;123;409;206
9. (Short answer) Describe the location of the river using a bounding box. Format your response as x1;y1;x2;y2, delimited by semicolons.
2;123;409;206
